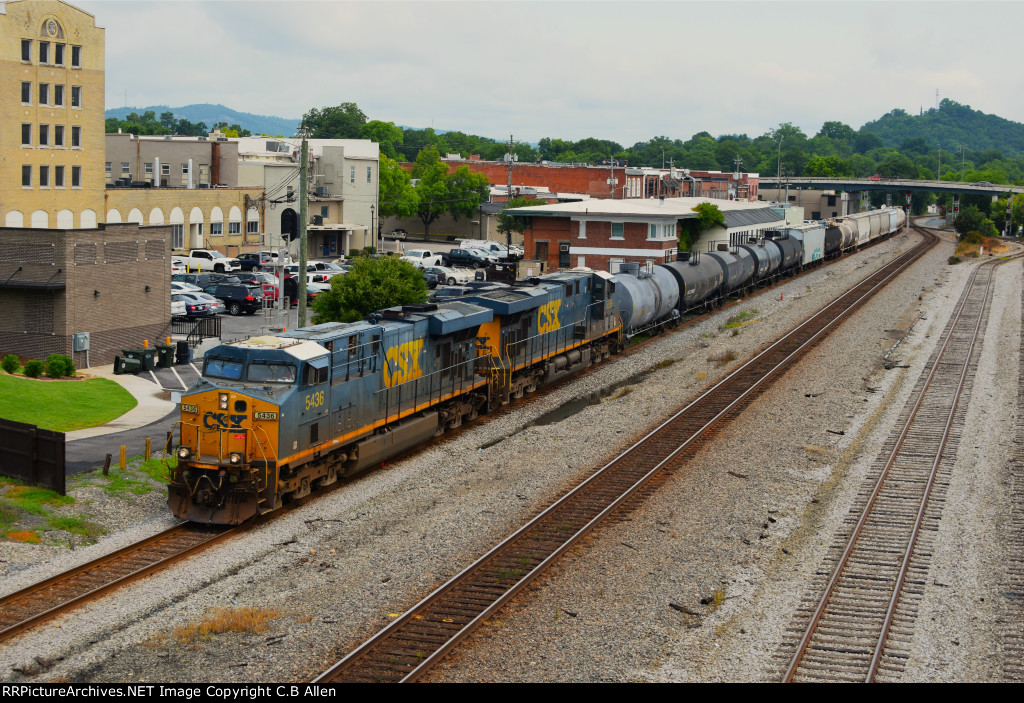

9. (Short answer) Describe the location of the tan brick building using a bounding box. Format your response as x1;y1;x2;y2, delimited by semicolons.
0;224;171;367
1;0;106;229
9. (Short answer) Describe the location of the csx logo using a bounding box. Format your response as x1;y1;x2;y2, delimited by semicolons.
537;299;561;335
203;412;245;429
385;339;424;388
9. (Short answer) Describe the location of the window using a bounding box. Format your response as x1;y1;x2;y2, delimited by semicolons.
578;221;587;239
70;86;81;107
71;45;81;68
611;222;624;239
247;220;259;234
350;165;355;183
22;165;32;187
39;165;49;188
664;224;674;239
535;241;549;261
39;124;49;146
21;39;31;62
181;163;190;174
54;166;65;188
21;124;31;146
39;41;49;64
121;162;130;175
366;166;372;183
21;82;31;103
577;256;586;268
210;222;223;236
71;166;81;188
229;222;241;235
172;224;184;250
54;44;65;66
145;163;153;180
39;83;49;105
71;126;81;147
649;224;658;239
161;163;170;175
54;84;64;106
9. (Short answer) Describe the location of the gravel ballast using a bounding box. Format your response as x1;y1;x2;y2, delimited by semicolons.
1;226;1016;683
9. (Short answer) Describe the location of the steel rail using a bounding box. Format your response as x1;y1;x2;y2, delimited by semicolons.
315;227;936;683
0;523;235;643
782;249;1021;682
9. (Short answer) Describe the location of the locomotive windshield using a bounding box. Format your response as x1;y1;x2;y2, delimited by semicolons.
204;358;244;380
247;362;297;384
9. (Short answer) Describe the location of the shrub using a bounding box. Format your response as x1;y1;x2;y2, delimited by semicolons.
45;355;67;378
948;256;961;265
1;354;19;374
23;360;44;378
57;354;75;376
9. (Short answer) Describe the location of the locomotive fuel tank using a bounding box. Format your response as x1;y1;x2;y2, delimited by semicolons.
659;255;724;311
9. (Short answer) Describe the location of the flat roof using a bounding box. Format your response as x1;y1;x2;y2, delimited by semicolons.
505;197;777;220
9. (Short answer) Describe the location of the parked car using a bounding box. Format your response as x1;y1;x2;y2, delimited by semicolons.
236;253;267;272
461;240;521;260
284;263;343;281
258;250;291;266
388;228;408;240
171;259;186;275
423;266;471;286
171;297;187;317
173;272;241;288
428;285;473;303
202;283;265;316
179;249;242;273
172;280;203;294
173;292;214;317
868;174;883;181
282;277;329;306
235;272;279;301
443;248;497;269
422;269;444;289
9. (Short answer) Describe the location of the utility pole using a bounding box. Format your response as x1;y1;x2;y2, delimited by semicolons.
504;135;518;270
776;136;784;202
298;128;309;328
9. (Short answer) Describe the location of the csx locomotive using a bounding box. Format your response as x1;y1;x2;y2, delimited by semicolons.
169;208;905;524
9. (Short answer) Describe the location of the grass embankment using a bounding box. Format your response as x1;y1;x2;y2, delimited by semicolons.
0;373;137;431
955;237;1010;258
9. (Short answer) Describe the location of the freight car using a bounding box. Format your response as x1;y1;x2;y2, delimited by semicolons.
168;208;906;524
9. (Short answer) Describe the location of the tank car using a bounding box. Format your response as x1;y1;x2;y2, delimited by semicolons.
608;263;679;335
659;253;725;312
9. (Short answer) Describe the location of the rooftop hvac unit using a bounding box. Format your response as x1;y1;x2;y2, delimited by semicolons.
314;186;328;197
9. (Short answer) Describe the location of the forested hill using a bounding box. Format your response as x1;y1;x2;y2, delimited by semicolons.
105;104;299;138
861;99;1024;157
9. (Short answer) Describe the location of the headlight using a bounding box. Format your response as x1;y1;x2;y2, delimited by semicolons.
177;446;192;460
219;393;229;410
229;452;243;465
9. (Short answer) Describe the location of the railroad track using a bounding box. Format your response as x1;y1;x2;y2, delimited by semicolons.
778;250;1017;682
314;226;938;683
0;523;234;644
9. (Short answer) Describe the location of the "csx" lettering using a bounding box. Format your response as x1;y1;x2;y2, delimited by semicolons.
203;412;245;429
537;299;561;335
385;339;424;388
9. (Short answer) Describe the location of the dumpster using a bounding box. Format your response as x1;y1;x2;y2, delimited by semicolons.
175;340;191;365
156;344;175;368
113;355;142;375
121;348;156;371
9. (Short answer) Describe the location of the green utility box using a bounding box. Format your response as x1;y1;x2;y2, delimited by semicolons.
155;344;175;368
113;355;142;375
121;348;156;372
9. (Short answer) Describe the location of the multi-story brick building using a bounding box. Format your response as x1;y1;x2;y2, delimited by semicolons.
406;158;760;203
507;197;784;273
1;0;106;229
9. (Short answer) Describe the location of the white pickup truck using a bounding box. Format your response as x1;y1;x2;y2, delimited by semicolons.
180;249;242;273
400;249;444;268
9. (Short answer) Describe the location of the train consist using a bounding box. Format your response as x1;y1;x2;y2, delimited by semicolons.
168;207;905;524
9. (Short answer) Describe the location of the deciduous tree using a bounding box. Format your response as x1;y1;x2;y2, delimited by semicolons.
311;257;428;324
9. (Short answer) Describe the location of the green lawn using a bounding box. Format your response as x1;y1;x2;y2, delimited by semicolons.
0;374;137;431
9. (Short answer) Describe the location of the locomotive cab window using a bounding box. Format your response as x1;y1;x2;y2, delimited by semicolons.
247;362;296;384
303;359;329;386
204;358;243;380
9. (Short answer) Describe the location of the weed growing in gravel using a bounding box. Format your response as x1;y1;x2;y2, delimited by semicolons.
173;606;281;645
601;386;634;402
708;350;738;367
653;358;677;369
722;309;759;330
0;481;73;514
46;515;104;540
696;371;708;381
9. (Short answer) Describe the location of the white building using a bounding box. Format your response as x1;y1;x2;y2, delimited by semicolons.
236;137;379;257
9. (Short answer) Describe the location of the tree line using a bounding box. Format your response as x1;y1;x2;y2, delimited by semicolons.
105;110;253;138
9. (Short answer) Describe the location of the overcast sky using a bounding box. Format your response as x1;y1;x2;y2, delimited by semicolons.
71;0;1024;145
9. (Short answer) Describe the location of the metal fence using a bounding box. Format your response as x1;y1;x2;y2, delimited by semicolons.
0;419;65;494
